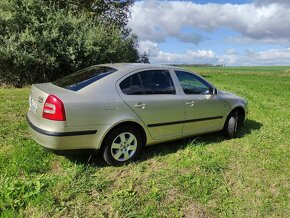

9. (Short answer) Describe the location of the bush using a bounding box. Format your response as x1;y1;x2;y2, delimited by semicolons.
0;0;139;87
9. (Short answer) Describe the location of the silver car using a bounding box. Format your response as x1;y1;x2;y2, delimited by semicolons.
27;63;248;165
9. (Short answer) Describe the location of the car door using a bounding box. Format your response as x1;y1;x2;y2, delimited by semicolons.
174;70;226;136
117;69;185;140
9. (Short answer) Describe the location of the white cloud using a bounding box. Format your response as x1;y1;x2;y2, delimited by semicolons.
138;40;290;66
254;0;290;6
154;50;218;64
129;0;290;44
244;47;290;65
131;1;290;65
138;40;160;57
138;40;218;64
218;49;239;64
227;36;290;46
225;49;238;55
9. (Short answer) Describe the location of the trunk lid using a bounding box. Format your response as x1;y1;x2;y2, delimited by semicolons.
29;83;68;120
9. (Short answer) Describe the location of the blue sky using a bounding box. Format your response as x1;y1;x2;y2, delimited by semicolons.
129;0;290;65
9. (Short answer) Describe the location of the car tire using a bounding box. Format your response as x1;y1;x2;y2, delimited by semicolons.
102;125;143;166
223;110;240;138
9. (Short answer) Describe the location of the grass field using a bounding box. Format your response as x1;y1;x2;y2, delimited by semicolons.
0;66;289;217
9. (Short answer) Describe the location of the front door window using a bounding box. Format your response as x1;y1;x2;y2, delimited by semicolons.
175;71;213;95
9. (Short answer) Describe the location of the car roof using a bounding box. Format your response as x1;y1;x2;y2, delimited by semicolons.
98;63;180;72
76;63;217;93
77;63;184;92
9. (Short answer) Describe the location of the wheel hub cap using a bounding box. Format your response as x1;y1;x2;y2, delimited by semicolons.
111;132;137;162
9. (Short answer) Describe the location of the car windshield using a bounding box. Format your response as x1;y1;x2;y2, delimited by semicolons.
53;66;117;91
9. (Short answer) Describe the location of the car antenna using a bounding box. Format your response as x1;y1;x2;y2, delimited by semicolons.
105;53;113;64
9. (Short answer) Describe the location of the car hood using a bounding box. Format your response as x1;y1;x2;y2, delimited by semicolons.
219;90;239;97
219;90;247;104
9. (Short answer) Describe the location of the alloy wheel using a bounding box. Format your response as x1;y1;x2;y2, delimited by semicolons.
111;132;137;161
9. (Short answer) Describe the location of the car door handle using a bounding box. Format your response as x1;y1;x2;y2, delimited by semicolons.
134;102;146;109
185;100;195;107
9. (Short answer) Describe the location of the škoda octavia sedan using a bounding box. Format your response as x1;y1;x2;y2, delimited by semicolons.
27;63;247;165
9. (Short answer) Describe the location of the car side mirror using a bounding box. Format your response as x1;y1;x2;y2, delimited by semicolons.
212;88;218;95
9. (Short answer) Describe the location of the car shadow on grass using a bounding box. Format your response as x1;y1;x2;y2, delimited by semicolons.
140;119;262;161
63;119;262;167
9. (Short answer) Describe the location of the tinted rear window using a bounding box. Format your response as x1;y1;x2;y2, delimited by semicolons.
139;70;175;94
53;66;117;91
119;70;176;95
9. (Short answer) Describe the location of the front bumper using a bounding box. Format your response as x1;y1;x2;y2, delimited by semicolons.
26;113;100;150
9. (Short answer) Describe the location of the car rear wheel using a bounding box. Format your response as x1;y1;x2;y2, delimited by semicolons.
102;126;143;166
223;110;240;138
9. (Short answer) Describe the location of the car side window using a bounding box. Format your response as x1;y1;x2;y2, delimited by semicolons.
120;73;144;95
175;71;212;95
139;70;176;94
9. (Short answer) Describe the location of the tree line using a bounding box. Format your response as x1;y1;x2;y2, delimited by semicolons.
0;0;145;87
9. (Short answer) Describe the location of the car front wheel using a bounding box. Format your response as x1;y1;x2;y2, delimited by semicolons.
224;110;240;138
102;126;143;166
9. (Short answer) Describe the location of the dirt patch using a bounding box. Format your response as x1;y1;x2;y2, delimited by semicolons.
146;158;168;171
50;159;62;173
22;205;49;218
164;187;180;204
279;69;290;77
183;201;211;218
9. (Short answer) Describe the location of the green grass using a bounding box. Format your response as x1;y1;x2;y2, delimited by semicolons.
1;66;290;217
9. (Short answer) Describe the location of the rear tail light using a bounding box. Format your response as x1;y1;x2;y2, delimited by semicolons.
42;95;66;121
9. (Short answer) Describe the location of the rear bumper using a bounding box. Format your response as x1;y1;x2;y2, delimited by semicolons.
27;116;97;137
26;113;101;150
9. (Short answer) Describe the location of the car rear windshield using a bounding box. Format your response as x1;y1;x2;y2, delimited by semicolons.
53;66;117;91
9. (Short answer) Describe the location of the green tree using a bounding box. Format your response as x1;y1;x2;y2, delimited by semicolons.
0;0;139;87
44;1;134;33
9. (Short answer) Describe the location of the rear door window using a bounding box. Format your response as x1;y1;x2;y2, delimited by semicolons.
119;70;176;95
139;70;176;94
53;66;117;91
